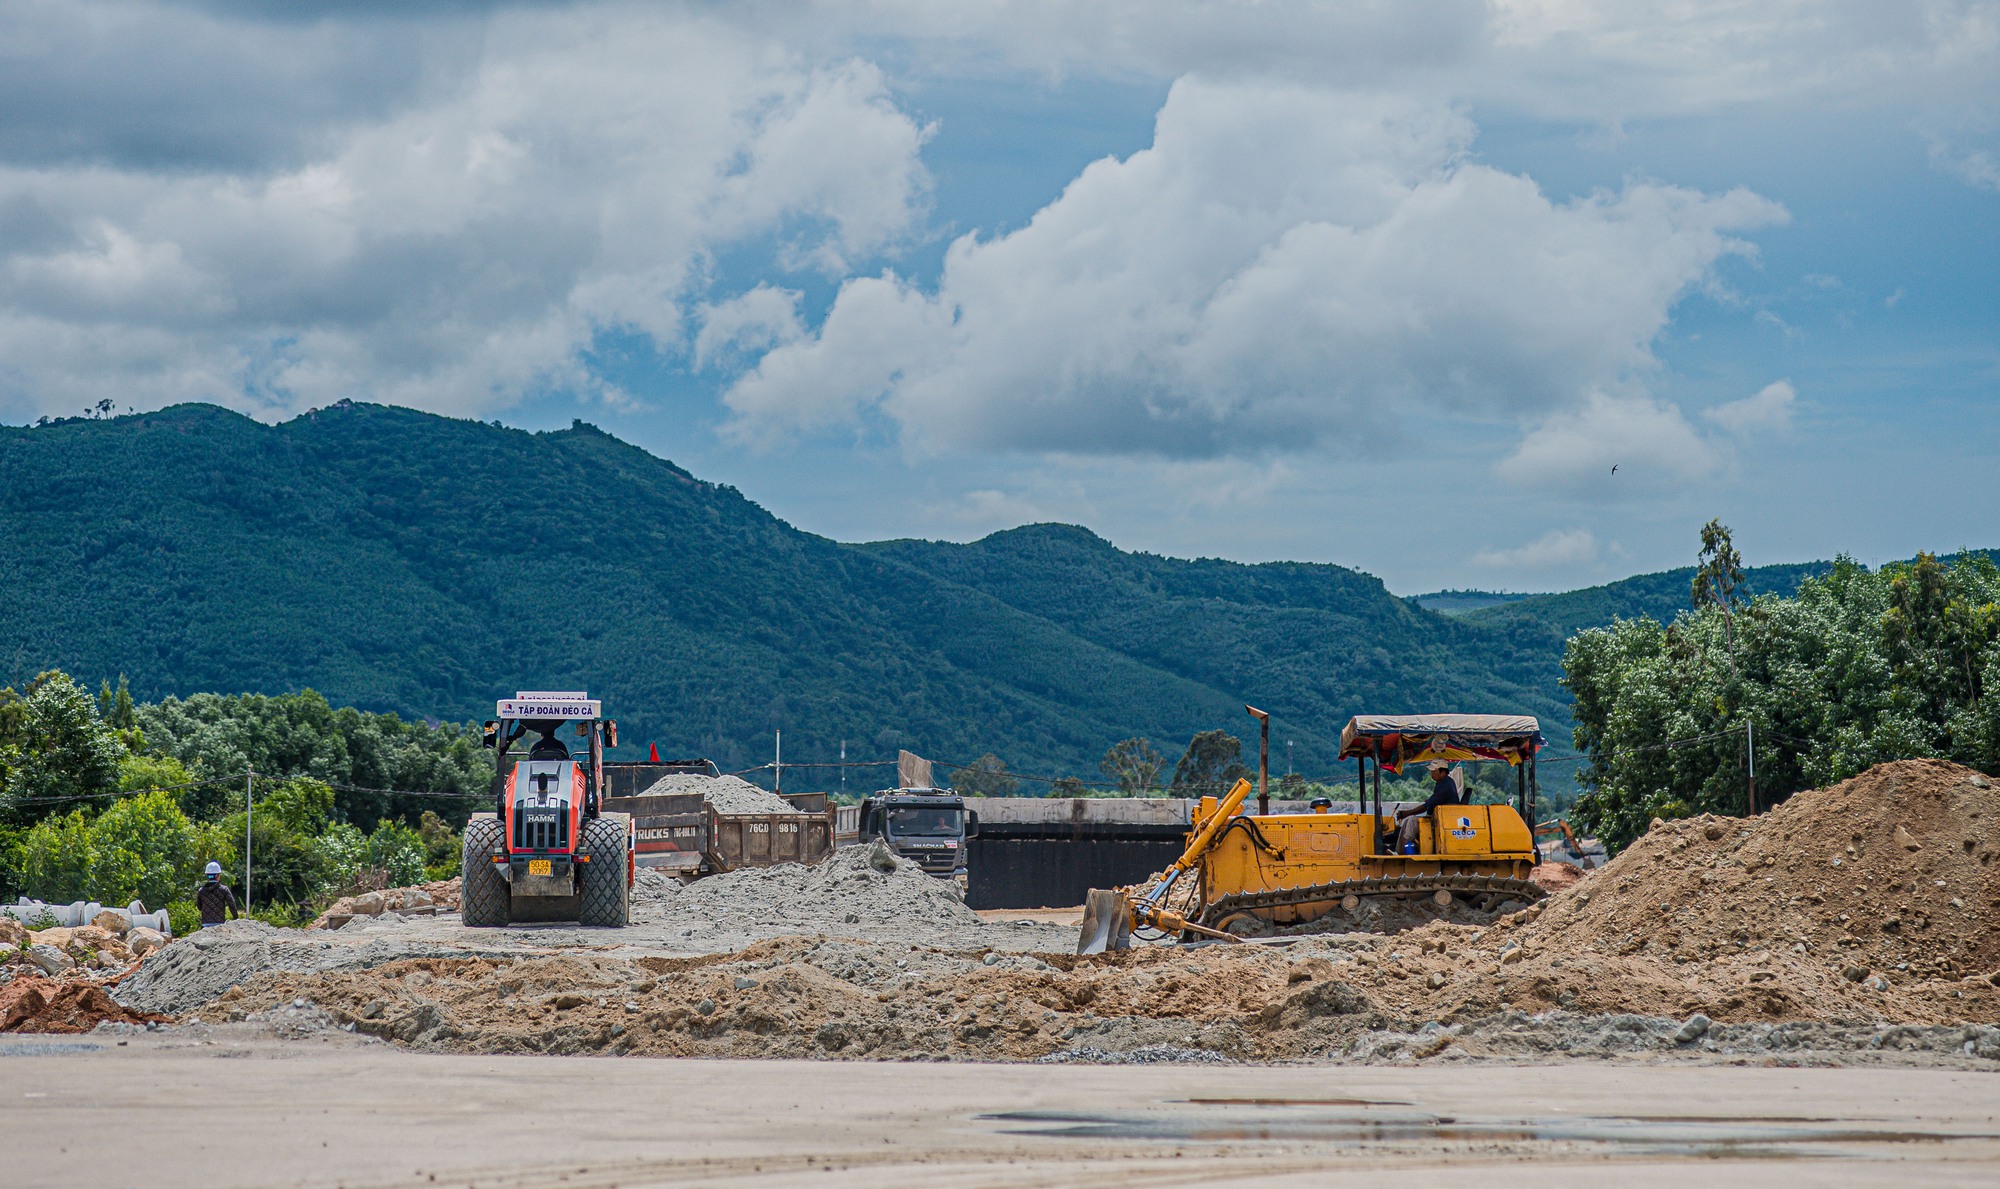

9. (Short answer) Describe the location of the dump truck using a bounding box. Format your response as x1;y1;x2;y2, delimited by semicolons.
1079;713;1545;952
846;787;980;883
461;691;632;927
607;781;838;880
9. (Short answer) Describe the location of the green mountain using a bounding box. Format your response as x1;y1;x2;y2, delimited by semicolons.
1459;562;1833;639
0;403;1548;782
7;402;1951;785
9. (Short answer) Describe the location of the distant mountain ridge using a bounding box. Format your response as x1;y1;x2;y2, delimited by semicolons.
0;402;1973;782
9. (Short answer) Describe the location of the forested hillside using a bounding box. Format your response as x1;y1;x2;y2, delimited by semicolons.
0;403;1547;778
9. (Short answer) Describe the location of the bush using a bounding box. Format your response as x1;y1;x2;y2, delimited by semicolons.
87;790;196;909
19;809;95;904
165;899;201;936
367;820;426;887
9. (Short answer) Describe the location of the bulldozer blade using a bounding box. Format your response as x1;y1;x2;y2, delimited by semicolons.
1077;888;1133;955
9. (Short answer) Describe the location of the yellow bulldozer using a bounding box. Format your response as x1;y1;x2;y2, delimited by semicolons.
1078;713;1546;952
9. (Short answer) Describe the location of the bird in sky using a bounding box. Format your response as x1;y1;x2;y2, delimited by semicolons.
1610;464;1619;475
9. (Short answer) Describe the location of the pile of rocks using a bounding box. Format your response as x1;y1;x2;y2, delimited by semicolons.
311;879;460;930
1;911;166;980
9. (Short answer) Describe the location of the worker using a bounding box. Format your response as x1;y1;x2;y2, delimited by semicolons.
1309;796;1333;814
196;861;239;928
1392;761;1463;853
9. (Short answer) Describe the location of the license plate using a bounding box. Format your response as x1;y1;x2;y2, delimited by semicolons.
528;859;552;876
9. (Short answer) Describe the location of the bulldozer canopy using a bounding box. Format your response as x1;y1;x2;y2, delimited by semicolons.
1337;714;1543;774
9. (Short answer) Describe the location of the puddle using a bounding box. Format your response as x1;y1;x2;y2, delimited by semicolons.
985;1104;2000;1158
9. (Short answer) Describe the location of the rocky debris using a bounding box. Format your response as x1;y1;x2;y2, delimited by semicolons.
640;772;800;816
26;945;76;975
310;879;460;930
90;910;130;936
0;974;167;1033
0;918;26;947
1529;862;1585;893
126;928;167;958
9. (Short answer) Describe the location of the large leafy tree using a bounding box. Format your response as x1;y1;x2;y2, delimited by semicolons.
1566;551;2000;853
1170;729;1248;793
1099;737;1165;795
5;671;122;822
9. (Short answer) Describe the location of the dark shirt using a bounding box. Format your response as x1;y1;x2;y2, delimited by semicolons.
196;880;238;925
1413;772;1463;815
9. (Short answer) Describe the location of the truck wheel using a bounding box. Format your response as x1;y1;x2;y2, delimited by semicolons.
461;816;511;927
577;817;629;927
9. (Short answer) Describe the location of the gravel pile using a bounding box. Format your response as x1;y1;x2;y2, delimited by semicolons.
113;920;489;1016
640;772;800;815
662;842;979;932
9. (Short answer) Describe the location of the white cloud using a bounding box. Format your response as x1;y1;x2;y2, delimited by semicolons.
1930;139;2000;192
725;80;1785;458
1704;380;1797;434
1497;390;1721;489
695;286;805;370
0;10;933;420
1474;528;1599;570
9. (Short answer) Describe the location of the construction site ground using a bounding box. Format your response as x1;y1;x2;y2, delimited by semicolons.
7;1031;1998;1187
4;759;1999;1183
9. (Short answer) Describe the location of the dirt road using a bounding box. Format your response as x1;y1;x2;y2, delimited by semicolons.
5;1029;1997;1188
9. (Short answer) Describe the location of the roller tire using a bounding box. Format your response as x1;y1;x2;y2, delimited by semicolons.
577;817;630;927
460;816;511;927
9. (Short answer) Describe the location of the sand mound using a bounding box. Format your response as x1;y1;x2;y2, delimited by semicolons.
640;772;798;815
1338;759;2000;1024
1;975;166;1033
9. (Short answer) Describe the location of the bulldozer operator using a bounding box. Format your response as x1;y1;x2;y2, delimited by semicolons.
1389;761;1463;853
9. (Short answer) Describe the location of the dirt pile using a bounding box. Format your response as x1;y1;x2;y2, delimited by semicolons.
197;932;2000;1067
113;920;496;1016
1341;758;2000;1024
0;974;166;1033
641;772;798;815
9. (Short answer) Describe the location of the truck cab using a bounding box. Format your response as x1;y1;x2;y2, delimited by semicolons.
856;787;979;881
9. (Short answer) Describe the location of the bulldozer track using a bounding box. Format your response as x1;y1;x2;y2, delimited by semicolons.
1198;871;1544;929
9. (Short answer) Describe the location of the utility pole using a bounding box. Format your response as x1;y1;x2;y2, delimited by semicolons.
1747;721;1758;815
775;729;782;794
244;768;254;911
840;739;846;795
1246;705;1270;815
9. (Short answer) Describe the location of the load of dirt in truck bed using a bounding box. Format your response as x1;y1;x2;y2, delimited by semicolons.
639;772;799;815
654;842;982;934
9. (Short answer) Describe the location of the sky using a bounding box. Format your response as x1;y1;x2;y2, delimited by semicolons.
2;2;1995;594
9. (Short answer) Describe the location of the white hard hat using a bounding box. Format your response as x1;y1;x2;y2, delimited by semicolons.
204;861;223;877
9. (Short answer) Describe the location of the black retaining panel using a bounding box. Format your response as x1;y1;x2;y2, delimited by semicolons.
966;822;1186;910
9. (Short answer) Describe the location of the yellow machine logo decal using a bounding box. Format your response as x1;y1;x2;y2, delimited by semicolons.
1450;815;1478;839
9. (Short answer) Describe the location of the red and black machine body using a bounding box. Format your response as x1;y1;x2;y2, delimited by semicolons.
462;691;632;927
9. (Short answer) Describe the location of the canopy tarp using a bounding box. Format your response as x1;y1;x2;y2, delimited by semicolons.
1337;714;1543;774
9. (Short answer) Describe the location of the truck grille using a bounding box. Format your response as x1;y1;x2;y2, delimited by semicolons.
514;809;569;853
910;850;958;875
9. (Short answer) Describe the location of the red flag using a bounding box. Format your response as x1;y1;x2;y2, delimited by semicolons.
649;742;660;762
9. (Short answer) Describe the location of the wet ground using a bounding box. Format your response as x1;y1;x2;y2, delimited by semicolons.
5;1028;1997;1187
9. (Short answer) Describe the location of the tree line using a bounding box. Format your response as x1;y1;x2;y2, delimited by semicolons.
1565;524;2000;852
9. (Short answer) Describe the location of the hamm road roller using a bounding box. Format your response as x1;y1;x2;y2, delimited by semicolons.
462;691;632;927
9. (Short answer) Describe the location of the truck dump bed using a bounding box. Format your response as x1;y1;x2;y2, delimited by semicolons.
603;790;836;877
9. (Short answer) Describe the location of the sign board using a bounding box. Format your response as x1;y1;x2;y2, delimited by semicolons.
497;697;601;720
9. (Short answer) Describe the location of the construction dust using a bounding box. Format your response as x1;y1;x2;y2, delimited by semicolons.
640;772;799;815
108;760;2000;1067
